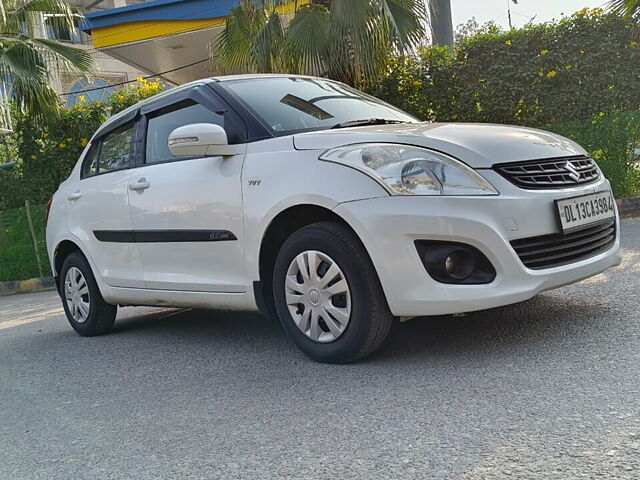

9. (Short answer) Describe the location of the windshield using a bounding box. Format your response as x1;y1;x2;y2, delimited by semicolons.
223;77;418;135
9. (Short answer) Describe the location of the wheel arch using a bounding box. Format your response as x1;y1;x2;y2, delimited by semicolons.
53;239;86;294
255;203;383;319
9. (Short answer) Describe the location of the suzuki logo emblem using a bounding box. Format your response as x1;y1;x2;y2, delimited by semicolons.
564;162;581;182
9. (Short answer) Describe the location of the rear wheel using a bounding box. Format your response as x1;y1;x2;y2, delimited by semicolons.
60;252;116;336
273;222;393;363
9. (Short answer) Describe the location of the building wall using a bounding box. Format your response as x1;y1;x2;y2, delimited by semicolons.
46;0;154;106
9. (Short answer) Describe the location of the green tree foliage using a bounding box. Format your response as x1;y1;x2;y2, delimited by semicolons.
0;203;51;281
212;0;427;88
0;0;94;119
608;0;640;17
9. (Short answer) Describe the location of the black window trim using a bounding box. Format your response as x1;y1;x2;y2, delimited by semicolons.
93;107;139;139
208;81;272;142
136;84;247;168
80;140;100;179
80;119;138;180
80;82;256;178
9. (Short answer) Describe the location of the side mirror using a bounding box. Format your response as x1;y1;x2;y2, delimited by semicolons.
168;123;244;157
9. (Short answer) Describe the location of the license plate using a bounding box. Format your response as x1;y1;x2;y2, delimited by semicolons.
556;191;616;233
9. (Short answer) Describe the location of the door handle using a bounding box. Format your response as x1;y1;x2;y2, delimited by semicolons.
129;178;150;191
67;191;82;201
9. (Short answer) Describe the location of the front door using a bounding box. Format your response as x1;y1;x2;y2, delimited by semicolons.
127;100;246;293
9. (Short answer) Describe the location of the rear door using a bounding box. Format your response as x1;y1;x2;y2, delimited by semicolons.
127;90;246;293
66;118;144;288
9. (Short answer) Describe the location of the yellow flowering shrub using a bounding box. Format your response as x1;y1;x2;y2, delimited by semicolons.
374;9;640;127
108;78;167;114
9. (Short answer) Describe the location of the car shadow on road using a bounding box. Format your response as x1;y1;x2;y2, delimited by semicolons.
108;291;614;365
376;293;615;362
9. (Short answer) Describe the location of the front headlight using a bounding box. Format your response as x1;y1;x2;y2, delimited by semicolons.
319;143;498;196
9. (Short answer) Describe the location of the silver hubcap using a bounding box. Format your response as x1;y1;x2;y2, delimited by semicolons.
285;250;352;343
64;267;90;323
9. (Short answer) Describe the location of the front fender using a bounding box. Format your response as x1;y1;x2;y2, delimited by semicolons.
242;147;388;281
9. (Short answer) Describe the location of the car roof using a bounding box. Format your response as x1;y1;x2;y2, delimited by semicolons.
95;74;341;140
99;78;210;131
209;73;331;82
99;74;328;130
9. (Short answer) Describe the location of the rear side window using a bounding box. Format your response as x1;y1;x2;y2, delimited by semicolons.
145;102;224;164
81;122;135;179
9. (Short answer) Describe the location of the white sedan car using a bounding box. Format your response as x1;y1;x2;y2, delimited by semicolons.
46;74;621;363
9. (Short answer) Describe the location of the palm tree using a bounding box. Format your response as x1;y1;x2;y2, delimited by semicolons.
0;0;93;120
608;0;640;16
212;0;427;87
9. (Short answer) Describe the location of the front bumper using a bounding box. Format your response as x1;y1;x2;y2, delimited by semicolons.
334;174;622;317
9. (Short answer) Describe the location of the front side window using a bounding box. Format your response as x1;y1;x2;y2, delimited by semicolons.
224;77;417;135
145;102;224;164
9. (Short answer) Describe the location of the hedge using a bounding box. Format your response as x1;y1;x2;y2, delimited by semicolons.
373;9;640;127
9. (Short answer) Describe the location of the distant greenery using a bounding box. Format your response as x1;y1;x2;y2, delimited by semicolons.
6;101;108;207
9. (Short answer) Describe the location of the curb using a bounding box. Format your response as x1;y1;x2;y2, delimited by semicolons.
617;195;640;215
0;276;56;297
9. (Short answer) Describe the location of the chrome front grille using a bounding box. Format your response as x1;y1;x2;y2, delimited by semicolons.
494;156;600;189
510;220;616;270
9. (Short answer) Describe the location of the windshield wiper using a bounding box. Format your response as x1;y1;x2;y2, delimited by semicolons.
330;118;408;129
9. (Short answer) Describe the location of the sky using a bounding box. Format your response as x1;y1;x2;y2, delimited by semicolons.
450;0;607;30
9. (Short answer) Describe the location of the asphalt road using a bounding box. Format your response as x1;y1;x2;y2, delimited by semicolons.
1;217;639;480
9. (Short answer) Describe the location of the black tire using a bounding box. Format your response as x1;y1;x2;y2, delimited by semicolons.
273;221;393;363
60;252;117;336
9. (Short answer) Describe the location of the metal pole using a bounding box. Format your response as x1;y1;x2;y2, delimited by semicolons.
24;200;44;278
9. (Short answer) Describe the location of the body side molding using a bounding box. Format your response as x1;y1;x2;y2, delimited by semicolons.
94;230;237;243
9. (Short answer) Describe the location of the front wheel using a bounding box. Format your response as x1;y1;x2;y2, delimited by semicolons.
273;222;393;363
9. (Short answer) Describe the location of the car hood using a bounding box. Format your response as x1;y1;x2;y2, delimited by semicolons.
293;122;587;168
